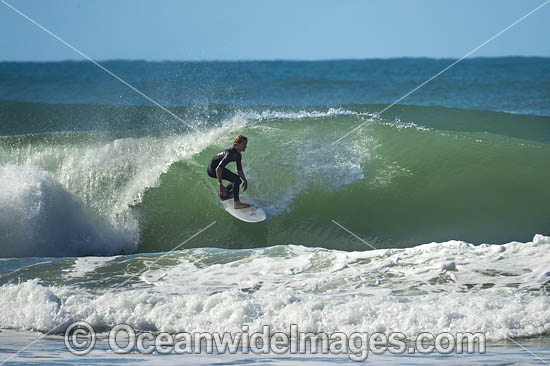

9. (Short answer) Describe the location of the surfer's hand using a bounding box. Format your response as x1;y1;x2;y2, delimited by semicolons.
219;185;227;196
242;179;248;192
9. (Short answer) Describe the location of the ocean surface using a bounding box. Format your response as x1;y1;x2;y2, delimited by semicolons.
0;58;549;364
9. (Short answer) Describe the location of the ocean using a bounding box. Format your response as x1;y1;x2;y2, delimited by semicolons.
0;57;549;364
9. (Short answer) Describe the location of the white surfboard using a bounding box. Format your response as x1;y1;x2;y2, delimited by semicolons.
221;194;266;223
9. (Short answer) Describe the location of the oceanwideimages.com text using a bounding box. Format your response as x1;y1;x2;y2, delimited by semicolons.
65;322;486;361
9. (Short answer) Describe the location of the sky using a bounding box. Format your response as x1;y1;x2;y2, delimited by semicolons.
1;0;549;61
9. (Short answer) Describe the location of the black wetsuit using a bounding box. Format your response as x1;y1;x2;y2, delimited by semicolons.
207;147;243;201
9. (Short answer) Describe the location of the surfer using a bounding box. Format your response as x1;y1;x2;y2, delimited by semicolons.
207;135;250;209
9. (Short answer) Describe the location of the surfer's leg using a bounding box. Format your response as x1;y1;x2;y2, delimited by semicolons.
221;170;249;209
221;168;241;201
209;166;234;199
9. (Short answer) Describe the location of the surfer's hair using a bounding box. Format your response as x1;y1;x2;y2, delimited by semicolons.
233;135;247;147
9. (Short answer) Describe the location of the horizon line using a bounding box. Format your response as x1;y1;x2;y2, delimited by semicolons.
2;55;550;63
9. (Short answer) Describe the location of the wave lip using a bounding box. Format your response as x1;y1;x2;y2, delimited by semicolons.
0;164;133;258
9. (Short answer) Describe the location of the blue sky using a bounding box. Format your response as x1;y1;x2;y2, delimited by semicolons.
1;0;549;61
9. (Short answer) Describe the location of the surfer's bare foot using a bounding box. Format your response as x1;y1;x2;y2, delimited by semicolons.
234;201;250;209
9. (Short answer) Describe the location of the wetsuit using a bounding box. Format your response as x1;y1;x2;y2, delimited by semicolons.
207;147;243;201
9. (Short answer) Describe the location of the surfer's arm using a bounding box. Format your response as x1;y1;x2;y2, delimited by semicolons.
235;154;247;191
238;169;248;191
215;152;230;185
215;167;223;184
215;165;228;196
215;166;227;195
215;164;223;184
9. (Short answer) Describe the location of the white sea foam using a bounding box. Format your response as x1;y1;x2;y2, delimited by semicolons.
1;235;549;341
235;107;375;121
236;108;431;132
62;256;116;279
0;165;132;257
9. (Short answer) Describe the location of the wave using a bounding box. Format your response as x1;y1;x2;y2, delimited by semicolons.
0;102;549;256
1;234;549;340
0;165;132;257
0;110;250;257
2;100;549;140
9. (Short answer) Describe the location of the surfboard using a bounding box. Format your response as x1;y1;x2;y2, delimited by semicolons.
221;194;267;223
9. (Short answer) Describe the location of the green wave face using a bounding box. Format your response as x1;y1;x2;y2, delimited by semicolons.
1;102;549;255
137;107;550;252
